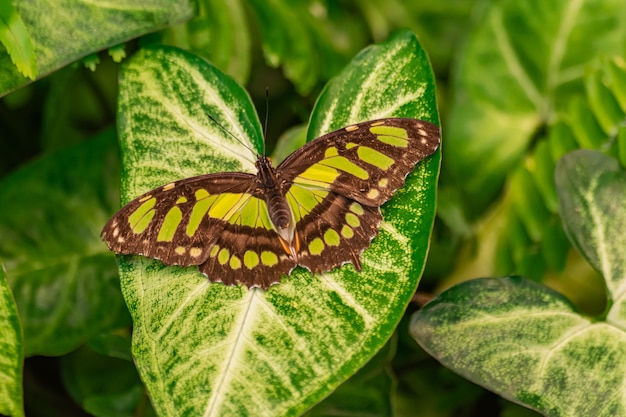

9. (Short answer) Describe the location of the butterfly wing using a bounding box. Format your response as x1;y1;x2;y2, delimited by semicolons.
278;118;440;273
101;173;295;288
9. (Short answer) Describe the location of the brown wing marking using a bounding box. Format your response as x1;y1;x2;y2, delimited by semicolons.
294;191;382;274
199;223;296;289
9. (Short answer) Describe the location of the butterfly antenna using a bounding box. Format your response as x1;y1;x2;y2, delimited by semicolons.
263;87;269;156
206;114;259;159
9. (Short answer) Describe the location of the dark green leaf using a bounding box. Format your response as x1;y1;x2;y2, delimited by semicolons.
61;345;151;417
0;130;129;356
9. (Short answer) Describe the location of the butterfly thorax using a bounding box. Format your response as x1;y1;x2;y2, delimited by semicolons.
255;156;297;255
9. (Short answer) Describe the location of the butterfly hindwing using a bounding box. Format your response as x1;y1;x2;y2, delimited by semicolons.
199;223;295;288
294;192;382;273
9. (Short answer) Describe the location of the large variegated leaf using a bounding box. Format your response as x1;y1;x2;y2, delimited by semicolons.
0;0;194;96
117;30;439;416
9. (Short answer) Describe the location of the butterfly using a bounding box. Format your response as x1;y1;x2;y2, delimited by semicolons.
101;118;440;289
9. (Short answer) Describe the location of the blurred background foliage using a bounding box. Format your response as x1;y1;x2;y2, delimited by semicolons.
1;0;625;416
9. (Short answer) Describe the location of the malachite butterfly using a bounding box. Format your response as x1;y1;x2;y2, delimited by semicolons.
101;118;440;289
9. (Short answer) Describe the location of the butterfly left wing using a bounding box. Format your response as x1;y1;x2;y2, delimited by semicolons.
278;118;440;273
101;173;296;288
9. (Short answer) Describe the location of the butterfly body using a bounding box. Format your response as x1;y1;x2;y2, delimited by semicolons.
102;118;440;289
254;155;296;248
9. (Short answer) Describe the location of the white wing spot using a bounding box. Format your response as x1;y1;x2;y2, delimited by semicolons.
367;189;380;199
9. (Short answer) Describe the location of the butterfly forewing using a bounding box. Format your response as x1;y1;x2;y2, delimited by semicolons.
278;118;440;207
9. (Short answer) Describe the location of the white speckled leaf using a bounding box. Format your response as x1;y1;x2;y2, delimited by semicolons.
412;151;626;416
411;276;626;417
117;30;439;417
0;0;194;96
556;150;626;328
0;268;23;417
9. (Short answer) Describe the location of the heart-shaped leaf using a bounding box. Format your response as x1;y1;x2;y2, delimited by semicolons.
556;150;626;326
117;30;439;416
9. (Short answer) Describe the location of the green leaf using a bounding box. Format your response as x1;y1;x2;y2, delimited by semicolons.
411;276;626;417
445;55;626;291
87;332;133;362
117;30;439;417
0;0;194;97
246;0;317;94
61;344;152;417
162;0;251;84
556;150;626;309
445;0;626;216
304;337;396;417
271;124;307;165
309;30;439;139
0;130;130;356
0;267;24;417
0;0;37;80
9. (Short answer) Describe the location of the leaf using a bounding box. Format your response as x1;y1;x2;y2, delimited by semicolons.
0;129;130;356
117;30;439;417
556;150;626;318
246;0;317;94
162;0;251;84
303;337;396;417
0;0;195;97
0;0;37;80
411;276;626;417
444;0;626;217
0;267;24;417
445;55;626;293
61;344;153;417
271;124;307;165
